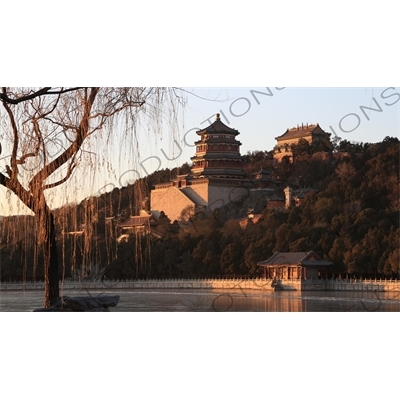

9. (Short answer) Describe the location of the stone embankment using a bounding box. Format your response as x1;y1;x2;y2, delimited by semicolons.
1;278;400;292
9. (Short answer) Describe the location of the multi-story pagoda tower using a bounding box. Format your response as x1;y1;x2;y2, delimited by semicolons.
189;113;247;180
150;114;251;221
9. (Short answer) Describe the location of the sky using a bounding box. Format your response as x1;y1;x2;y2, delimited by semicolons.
0;87;399;215
122;86;400;180
182;86;399;153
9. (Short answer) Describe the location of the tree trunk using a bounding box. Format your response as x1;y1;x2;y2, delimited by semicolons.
40;208;59;308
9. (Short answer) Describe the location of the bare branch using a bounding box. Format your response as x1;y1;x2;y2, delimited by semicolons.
45;87;85;95
0;171;6;186
1;88;20;180
5;165;12;177
0;87;51;104
0;170;35;212
43;162;76;190
16;152;36;164
29;87;100;191
0;87;85;105
88;102;142;121
41;117;79;133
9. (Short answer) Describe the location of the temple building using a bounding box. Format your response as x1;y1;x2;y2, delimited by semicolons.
273;123;331;163
150;114;251;222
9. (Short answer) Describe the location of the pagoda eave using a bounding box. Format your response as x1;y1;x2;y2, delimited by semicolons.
191;156;243;161
194;139;242;145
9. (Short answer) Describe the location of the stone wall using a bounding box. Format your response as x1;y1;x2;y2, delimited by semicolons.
189;181;209;204
150;186;195;221
208;184;249;211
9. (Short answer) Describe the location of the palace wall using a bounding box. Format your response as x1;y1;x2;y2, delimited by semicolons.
208;184;249;211
187;181;209;204
150;186;195;222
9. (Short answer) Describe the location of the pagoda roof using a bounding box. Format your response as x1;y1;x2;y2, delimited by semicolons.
275;124;329;141
196;114;240;136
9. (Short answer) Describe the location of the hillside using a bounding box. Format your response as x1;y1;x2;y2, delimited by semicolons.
1;137;399;281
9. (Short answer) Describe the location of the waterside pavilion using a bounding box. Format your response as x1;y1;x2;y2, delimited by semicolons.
257;251;333;279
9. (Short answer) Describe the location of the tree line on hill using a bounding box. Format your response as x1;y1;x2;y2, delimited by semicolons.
1;137;399;281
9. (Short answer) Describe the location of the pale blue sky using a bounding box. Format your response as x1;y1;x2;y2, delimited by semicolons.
182;87;399;155
136;87;399;178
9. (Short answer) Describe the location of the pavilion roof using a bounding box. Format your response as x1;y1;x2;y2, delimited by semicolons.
275;124;328;141
118;214;157;228
257;251;333;267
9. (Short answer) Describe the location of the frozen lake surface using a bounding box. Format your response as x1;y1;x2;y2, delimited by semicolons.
1;288;400;311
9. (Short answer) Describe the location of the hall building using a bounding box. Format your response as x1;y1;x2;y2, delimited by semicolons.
273;123;331;163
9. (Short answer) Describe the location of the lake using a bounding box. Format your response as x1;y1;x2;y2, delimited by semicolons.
1;288;399;311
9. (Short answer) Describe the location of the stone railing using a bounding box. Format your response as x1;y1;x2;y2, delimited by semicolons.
1;278;399;292
0;278;275;291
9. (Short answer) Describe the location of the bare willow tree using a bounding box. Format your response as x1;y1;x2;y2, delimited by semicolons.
0;87;185;307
